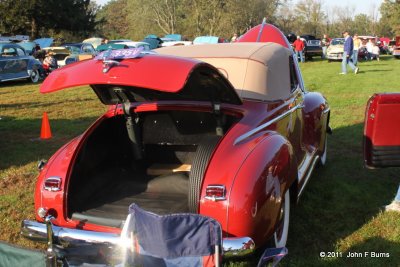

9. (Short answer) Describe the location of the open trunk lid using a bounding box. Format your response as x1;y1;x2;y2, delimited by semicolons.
40;51;242;105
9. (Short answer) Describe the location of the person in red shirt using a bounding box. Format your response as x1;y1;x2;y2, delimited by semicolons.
293;36;305;62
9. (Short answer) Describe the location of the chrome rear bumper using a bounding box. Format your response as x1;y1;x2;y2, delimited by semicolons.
21;219;255;258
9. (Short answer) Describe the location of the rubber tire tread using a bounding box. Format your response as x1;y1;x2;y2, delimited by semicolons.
188;136;220;213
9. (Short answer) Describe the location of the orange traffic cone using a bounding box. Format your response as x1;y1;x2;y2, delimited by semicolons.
40;112;52;139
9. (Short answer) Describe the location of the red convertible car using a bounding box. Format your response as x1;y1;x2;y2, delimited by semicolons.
22;25;330;264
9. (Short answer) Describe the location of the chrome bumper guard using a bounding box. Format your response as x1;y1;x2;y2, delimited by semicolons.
21;219;255;259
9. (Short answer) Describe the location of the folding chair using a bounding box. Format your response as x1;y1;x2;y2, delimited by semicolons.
121;203;222;267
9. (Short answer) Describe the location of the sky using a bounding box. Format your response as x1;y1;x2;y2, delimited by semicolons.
94;0;383;16
293;0;383;16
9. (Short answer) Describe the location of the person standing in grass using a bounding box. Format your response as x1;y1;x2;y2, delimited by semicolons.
321;34;329;59
293;36;305;63
353;34;361;65
340;31;359;75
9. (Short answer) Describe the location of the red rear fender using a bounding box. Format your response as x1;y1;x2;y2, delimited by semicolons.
225;133;296;246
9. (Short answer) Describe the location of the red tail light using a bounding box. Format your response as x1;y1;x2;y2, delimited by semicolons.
44;177;62;192
205;185;226;201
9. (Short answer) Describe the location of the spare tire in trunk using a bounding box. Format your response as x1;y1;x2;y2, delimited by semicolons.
188;136;221;213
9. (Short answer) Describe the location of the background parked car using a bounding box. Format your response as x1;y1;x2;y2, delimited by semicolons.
326;38;345;62
96;43;128;52
160;34;192;47
193;36;225;44
33;38;54;49
62;42;96;62
0;43;42;83
141;35;163;49
42;43;96;67
82;37;103;49
17;41;37;55
388;40;396;54
42;47;71;67
392;36;400;59
304;39;323;60
114;41;151;51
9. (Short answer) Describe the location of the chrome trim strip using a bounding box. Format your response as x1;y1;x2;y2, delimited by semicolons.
234;104;302;145
0;76;30;82
298;155;320;198
21;220;255;258
21;220;120;247
323;107;330;114
297;152;313;182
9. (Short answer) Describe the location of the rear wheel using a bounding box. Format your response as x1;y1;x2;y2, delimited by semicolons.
273;190;290;248
29;69;39;83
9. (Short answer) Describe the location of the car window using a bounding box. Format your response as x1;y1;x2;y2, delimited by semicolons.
65;46;80;54
2;47;17;56
139;44;150;51
307;40;321;46
16;47;25;56
289;56;300;92
331;39;344;45
83;45;95;54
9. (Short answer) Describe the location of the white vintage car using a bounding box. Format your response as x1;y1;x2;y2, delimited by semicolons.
326;38;344;61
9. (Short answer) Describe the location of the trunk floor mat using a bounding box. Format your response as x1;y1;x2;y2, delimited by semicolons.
71;191;189;228
72;186;189;228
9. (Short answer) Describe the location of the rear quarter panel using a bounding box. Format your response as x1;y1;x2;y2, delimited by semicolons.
225;133;297;247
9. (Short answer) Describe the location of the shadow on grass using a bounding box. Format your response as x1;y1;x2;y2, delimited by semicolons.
0;79;43;87
281;122;400;266
360;69;391;73
324;237;400;267
0;116;99;170
1;102;62;109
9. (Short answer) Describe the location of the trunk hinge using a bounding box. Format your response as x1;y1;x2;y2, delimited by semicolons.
114;89;143;160
213;103;224;136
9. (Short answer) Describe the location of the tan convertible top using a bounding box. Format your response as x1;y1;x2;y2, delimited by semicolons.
156;43;292;101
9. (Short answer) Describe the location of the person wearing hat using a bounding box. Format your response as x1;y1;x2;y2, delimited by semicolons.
43;51;58;74
293;36;305;62
340;31;359;74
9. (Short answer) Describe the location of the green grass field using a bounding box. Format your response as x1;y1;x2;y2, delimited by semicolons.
1;56;400;266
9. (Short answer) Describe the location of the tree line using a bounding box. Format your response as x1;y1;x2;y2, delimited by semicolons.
0;0;399;42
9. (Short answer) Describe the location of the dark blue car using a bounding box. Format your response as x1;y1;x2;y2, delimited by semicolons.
0;43;42;83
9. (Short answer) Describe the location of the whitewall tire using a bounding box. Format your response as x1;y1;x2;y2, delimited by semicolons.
320;134;327;166
29;69;39;83
274;189;290;248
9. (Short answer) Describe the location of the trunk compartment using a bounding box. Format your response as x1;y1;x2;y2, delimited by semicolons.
67;109;238;228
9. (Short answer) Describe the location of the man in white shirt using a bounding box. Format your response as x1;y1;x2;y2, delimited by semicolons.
372;44;380;61
366;39;374;60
